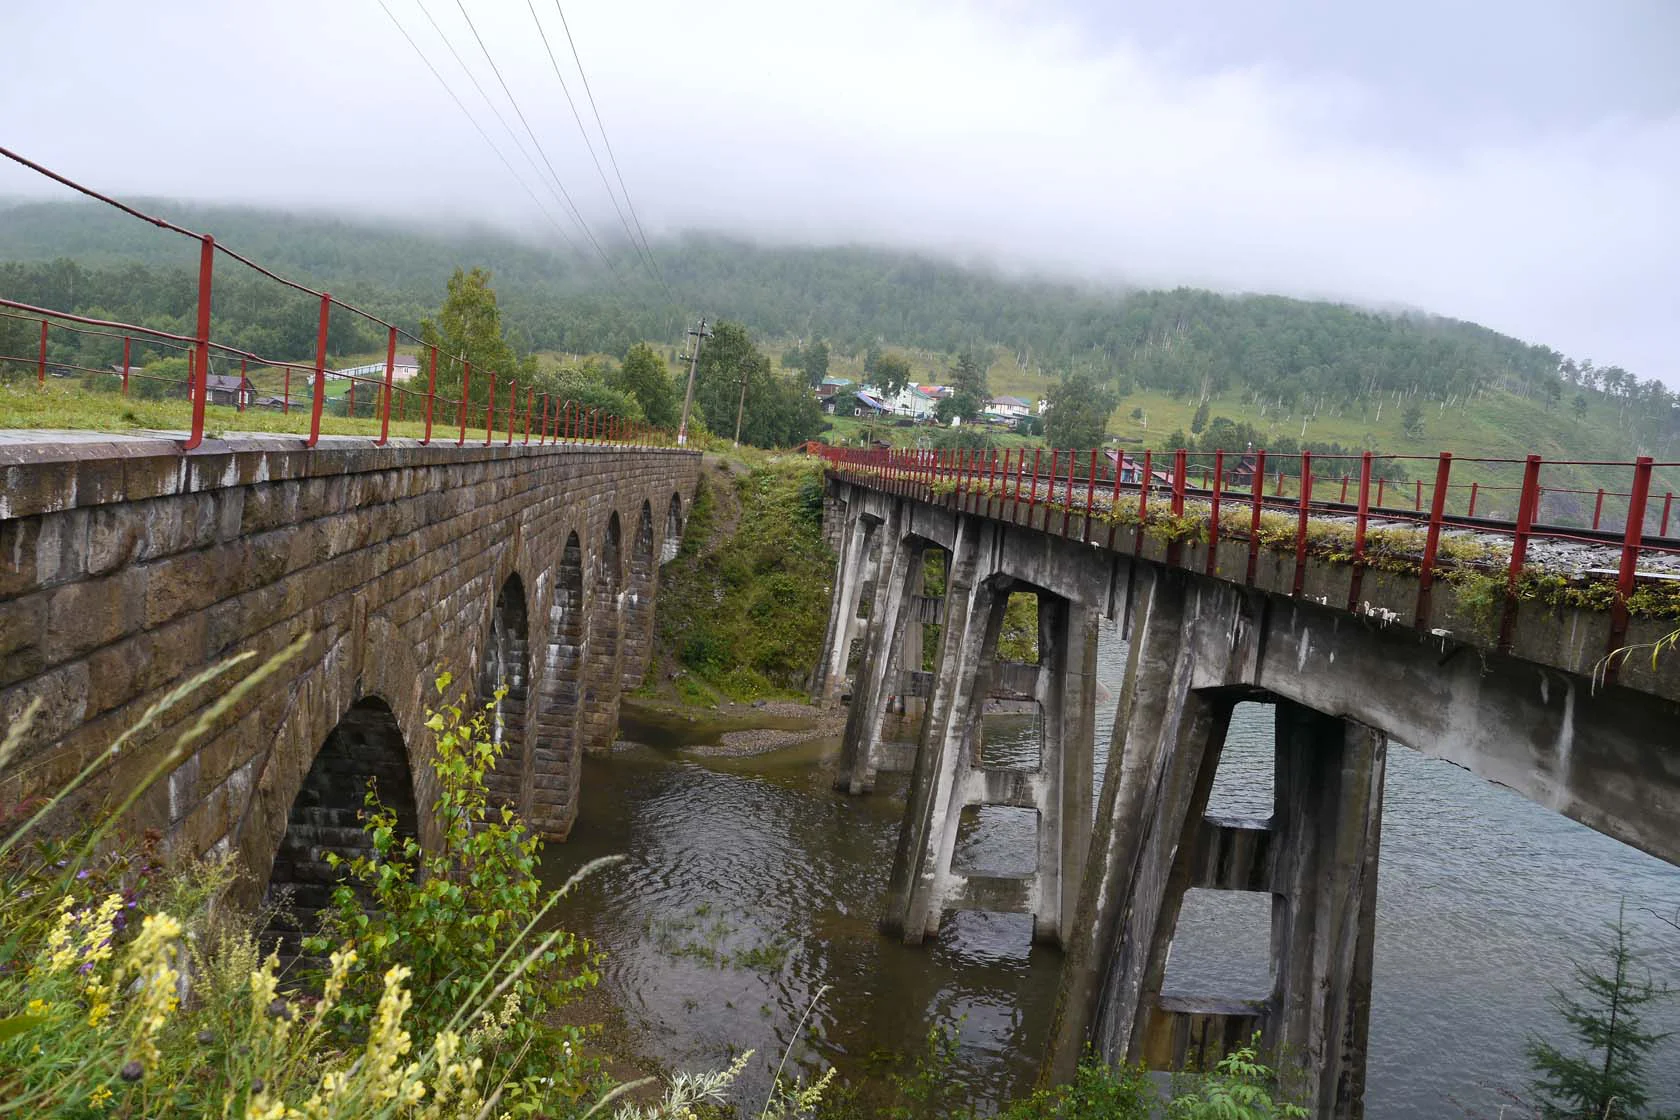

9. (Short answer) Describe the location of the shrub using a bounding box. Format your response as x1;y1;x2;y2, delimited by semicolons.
304;672;602;1108
0;649;615;1119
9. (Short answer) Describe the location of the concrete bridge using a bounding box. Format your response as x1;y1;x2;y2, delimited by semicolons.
0;433;701;934
814;451;1680;1119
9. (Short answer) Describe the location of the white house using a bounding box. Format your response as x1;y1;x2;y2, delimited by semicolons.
880;383;943;420
984;394;1032;422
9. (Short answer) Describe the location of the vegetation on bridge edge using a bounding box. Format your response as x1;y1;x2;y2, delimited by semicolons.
904;476;1680;623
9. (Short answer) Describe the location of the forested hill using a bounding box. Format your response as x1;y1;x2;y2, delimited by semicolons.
0;197;1669;451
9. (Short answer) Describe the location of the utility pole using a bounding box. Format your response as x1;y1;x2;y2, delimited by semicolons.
676;317;710;447
732;368;748;448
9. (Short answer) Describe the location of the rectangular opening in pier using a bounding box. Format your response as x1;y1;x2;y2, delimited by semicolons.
1206;702;1276;820
1160;887;1276;1002
978;705;1043;771
998;591;1039;665
952;805;1039;879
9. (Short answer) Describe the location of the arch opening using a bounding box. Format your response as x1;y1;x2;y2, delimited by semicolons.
532;532;587;839
622;502;659;691
263;696;417;968
660;492;684;564
480;573;531;814
581;513;625;754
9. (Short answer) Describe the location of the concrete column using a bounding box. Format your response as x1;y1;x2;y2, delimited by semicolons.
1045;563;1214;1077
880;518;1005;943
1037;596;1098;945
897;558;927;719
811;508;877;706
1268;702;1385;1119
1044;564;1385;1119
835;507;915;794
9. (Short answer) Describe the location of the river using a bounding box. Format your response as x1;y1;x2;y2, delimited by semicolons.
544;631;1680;1117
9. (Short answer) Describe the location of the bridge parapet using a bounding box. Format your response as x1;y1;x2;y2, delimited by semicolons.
817;446;1680;703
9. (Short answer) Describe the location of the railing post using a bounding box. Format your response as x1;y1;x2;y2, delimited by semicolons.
1083;448;1098;540
1663;492;1673;538
485;372;496;445
457;362;471;447
238;357;247;413
1414;452;1453;629
347;374;356;421
36;318;47;387
1207;449;1224;573
421;346;437;445
1245;449;1265;586
1354;451;1373;562
306;291;330;448
376;325;397;446
1607;456;1655;674
1339;474;1349;503
1291;450;1312;596
120;335;130;395
1138;449;1152;527
1171;449;1187;516
1592;489;1605;532
1029;449;1042;515
1468;481;1479;518
1376;476;1386;508
524;387;533;444
1414;478;1422;511
183;234;215;450
1499;455;1544;650
506;379;517;445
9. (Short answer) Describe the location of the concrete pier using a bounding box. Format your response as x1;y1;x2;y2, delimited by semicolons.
815;468;1680;1119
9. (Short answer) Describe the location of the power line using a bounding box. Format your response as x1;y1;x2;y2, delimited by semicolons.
374;0;583;256
524;0;659;286
409;0;607;270
551;1;668;293
449;0;620;274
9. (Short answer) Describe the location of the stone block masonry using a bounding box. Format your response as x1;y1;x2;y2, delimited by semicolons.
0;432;700;904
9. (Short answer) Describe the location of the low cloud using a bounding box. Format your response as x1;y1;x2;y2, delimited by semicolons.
3;0;1676;380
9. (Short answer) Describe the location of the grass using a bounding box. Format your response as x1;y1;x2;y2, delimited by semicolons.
0;380;617;442
652;454;836;702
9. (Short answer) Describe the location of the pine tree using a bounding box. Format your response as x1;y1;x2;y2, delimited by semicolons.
1525;907;1672;1119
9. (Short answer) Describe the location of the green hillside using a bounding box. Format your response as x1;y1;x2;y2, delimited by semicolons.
0;197;1671;517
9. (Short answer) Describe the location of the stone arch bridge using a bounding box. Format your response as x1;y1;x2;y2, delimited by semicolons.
0;434;700;917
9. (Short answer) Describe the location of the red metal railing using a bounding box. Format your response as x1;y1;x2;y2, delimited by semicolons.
816;444;1680;676
0;146;669;453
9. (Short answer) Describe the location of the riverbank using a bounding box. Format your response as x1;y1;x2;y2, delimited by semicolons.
616;696;846;757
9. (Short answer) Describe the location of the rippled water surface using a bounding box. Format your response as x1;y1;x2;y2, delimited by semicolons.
545;632;1680;1117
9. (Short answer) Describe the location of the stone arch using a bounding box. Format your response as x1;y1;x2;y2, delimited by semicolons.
479;573;531;814
660;492;684;563
581;512;625;752
262;695;418;966
530;531;587;839
621;501;659;691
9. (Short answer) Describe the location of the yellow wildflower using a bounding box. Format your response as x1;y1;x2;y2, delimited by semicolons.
121;912;183;1065
87;1085;113;1109
243;1091;299;1120
313;946;356;1027
44;897;77;972
25;997;49;1016
250;951;280;1032
85;978;113;1028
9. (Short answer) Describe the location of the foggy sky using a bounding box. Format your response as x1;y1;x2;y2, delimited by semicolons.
3;0;1676;382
